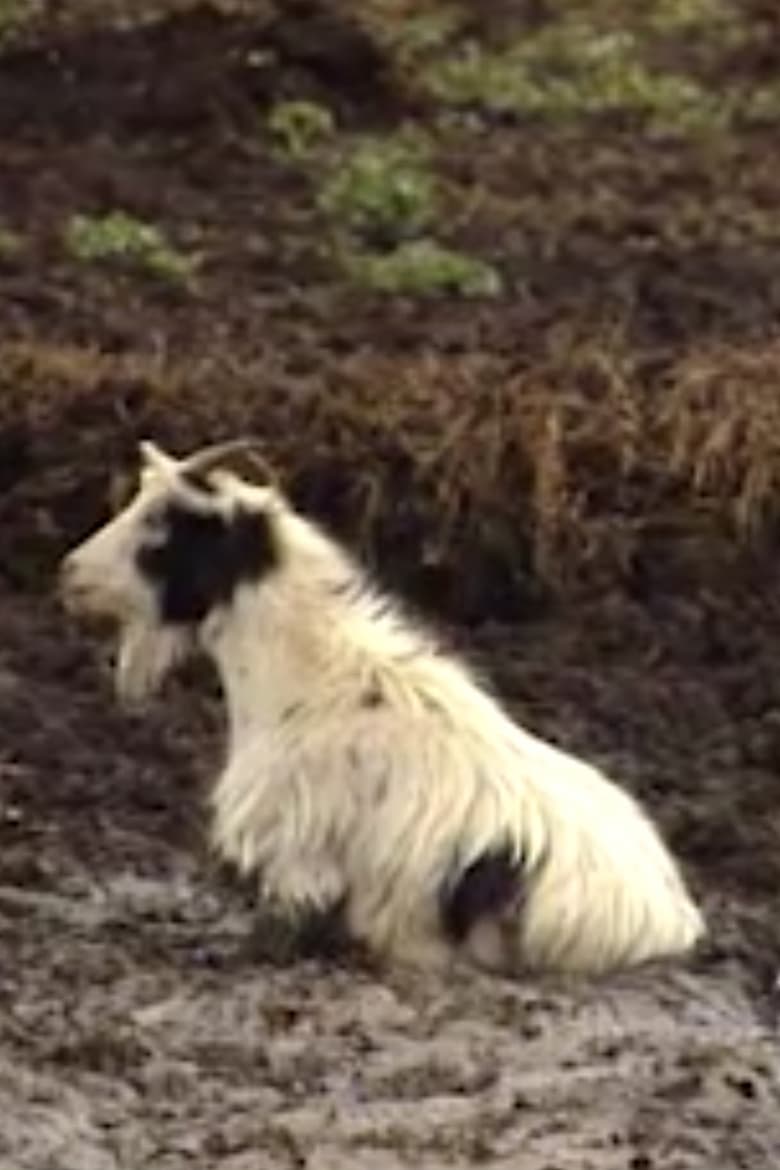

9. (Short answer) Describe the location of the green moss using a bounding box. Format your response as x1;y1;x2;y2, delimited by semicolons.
344;238;502;298
317;130;438;246
63;211;197;285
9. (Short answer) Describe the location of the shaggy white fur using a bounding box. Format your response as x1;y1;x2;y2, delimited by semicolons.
60;440;706;977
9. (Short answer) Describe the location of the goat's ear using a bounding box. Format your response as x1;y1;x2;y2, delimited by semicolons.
139;440;179;476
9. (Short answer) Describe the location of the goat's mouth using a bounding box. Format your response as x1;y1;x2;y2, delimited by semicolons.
58;576;124;629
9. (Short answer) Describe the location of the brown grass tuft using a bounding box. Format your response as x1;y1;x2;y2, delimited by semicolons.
5;327;778;613
662;339;780;539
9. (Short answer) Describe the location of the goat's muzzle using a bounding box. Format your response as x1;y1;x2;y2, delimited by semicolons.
58;555;107;619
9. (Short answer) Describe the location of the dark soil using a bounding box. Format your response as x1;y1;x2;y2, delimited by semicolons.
1;3;779;1167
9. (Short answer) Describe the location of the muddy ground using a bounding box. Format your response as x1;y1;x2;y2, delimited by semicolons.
1;2;780;1167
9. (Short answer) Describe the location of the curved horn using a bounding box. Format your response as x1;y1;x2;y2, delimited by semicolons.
182;437;279;487
139;439;178;474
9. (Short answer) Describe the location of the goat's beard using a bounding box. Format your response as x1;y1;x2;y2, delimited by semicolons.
115;619;193;707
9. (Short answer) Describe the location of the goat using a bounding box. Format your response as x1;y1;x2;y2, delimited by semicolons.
59;438;706;977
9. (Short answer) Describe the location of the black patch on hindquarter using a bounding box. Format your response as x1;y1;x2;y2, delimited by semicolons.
441;845;523;943
137;501;278;624
360;679;385;708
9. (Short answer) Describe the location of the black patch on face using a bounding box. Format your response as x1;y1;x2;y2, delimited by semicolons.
136;501;278;624
440;845;523;944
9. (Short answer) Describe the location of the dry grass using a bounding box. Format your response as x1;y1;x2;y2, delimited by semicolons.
662;339;780;539
4;327;780;609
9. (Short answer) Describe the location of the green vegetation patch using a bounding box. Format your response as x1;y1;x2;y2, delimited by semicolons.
317;129;439;246
344;238;502;298
264;104;500;299
545;0;730;32
64;211;197;286
421;12;737;132
420;5;757;132
377;6;465;61
267;99;336;161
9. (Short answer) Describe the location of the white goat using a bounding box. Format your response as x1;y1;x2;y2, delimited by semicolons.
59;438;705;977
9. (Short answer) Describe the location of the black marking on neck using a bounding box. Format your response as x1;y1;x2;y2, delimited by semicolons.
440;844;523;944
137;500;279;625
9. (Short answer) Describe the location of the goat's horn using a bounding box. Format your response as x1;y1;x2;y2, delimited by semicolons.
182;438;279;486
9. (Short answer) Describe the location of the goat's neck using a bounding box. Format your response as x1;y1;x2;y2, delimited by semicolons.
203;581;348;750
203;556;436;752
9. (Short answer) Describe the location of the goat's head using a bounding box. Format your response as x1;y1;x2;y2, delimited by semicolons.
59;438;284;704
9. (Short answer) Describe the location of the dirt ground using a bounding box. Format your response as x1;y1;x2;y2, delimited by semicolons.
1;2;780;1167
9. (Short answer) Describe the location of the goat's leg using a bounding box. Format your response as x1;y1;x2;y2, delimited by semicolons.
348;893;456;974
259;852;347;920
